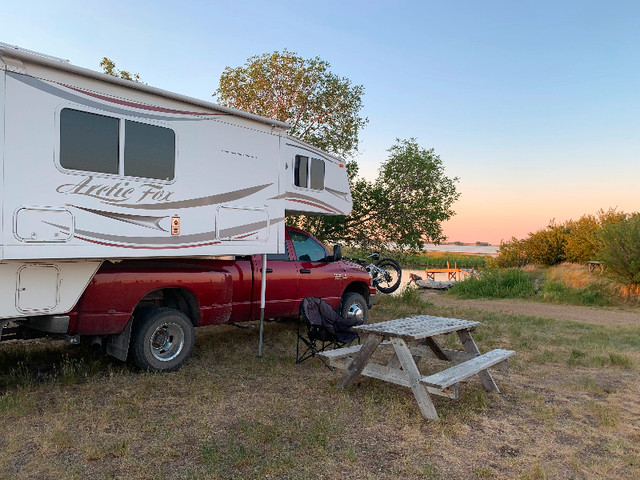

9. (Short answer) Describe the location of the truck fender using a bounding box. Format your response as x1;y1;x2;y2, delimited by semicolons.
106;317;133;361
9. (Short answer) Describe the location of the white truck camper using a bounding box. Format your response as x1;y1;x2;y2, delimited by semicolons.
0;43;352;320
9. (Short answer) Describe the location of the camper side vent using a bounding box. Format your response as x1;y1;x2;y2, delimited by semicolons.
14;208;73;243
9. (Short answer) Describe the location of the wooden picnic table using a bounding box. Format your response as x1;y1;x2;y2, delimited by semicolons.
321;315;515;420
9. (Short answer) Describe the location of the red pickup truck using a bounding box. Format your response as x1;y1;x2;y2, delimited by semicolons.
33;227;374;371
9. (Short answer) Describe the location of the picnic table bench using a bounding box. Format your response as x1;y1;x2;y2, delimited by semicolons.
320;315;515;420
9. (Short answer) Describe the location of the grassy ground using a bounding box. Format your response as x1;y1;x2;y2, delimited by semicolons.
1;293;640;479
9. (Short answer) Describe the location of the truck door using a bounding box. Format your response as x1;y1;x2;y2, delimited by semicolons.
259;241;301;318
288;229;346;310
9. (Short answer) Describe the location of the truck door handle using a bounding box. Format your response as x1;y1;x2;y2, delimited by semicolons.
260;268;273;273
299;269;311;274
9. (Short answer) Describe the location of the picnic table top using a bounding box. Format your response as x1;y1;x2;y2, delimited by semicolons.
354;315;481;341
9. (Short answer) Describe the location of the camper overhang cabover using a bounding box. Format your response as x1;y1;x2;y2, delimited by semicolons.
0;43;353;319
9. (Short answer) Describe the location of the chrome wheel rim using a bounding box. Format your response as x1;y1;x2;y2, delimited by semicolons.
345;303;364;322
150;322;184;362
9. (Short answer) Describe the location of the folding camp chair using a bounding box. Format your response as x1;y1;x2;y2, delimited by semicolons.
296;297;364;367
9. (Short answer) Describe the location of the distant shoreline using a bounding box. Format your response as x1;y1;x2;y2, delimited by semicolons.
423;244;499;256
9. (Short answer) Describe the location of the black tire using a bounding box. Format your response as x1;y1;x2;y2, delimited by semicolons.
374;258;402;294
131;307;195;372
338;292;369;324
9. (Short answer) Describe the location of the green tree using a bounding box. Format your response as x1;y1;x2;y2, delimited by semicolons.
215;50;367;157
216;52;458;249
291;139;459;250
100;57;141;82
596;212;640;290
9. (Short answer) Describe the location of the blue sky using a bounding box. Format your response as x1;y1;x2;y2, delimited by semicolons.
3;0;639;243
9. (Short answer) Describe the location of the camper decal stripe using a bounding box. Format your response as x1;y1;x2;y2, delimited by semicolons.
286;198;335;213
102;184;273;210
325;187;350;202
43;217;284;249
218;220;267;239
72;206;168;231
75;235;221;250
61;83;228;117
270;193;342;214
44;222;221;246
9;73;211;123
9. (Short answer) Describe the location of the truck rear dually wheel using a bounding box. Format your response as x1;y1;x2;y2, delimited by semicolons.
131;307;194;372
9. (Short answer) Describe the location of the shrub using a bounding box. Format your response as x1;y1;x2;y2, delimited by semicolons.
492;209;628;268
490;237;529;268
526;222;569;266
597;213;640;290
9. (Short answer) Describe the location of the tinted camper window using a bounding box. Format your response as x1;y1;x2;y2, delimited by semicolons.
310;158;325;190
294;155;325;190
60;109;119;174
294;155;308;188
124;120;175;180
59;108;175;180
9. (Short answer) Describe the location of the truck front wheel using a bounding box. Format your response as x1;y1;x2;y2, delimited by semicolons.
339;292;369;324
131;307;195;372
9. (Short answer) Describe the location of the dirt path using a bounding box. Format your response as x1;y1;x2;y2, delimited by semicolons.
420;290;640;326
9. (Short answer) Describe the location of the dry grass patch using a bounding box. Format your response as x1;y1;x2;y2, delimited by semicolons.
0;295;639;479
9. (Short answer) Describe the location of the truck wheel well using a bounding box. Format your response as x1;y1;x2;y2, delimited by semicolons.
134;288;200;326
343;282;369;304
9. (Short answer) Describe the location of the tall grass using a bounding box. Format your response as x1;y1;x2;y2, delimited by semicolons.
449;269;536;299
448;264;622;307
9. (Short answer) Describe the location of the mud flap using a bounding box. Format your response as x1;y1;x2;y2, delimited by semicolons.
106;319;133;361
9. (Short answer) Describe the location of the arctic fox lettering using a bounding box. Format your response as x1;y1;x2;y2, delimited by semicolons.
56;177;174;203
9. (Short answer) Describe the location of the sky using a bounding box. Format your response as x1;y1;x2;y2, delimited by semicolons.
3;0;639;244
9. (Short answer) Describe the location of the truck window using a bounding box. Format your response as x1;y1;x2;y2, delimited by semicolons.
59;108;175;181
294;155;325;190
267;242;290;261
289;230;328;262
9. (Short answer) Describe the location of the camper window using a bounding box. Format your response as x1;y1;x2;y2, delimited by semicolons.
60;109;120;174
294;155;309;188
294;155;325;190
59;108;175;181
310;158;325;190
124;120;175;180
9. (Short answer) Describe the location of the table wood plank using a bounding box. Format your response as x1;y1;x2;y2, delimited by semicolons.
457;329;499;392
391;337;439;420
336;334;382;389
355;316;481;341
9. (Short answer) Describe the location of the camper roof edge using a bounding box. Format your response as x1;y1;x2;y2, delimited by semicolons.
0;42;291;130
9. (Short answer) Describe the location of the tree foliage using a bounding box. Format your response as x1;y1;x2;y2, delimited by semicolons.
492;209;627;267
215;50;367;157
215;52;459;250
100;57;142;82
596;213;640;290
291;139;459;250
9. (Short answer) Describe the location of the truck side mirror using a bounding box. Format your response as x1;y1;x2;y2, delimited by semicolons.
333;245;343;262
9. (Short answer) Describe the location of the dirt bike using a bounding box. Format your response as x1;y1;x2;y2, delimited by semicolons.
348;252;402;294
